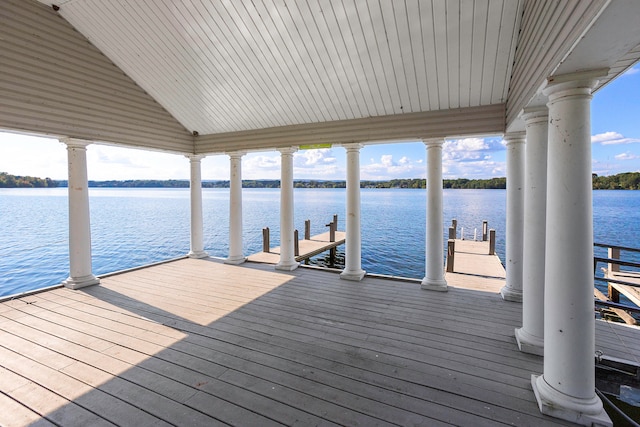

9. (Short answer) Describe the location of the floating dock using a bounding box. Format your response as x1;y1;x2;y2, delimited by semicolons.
444;239;506;293
248;231;346;264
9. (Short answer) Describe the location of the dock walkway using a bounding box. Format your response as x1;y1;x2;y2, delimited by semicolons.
247;231;345;264
445;239;506;293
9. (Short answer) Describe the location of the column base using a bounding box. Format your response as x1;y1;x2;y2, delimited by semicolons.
515;327;544;356
275;261;299;271
340;269;366;281
62;274;100;290
421;277;448;292
531;375;612;427
188;250;209;259
500;285;523;302
224;255;247;265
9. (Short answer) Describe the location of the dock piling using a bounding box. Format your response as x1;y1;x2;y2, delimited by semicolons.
482;221;488;241
304;220;311;240
489;229;496;255
294;229;299;256
448;226;456;240
262;227;270;252
446;239;455;273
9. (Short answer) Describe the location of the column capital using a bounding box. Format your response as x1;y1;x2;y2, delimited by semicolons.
520;106;548;124
185;154;206;162
423;138;445;147
503;132;526;146
60;137;92;149
342;143;363;151
543;69;608;99
278;146;298;155
227;151;246;159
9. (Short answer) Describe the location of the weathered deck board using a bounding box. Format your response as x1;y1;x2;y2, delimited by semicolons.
1;258;635;426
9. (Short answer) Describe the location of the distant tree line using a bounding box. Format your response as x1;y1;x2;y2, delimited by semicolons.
592;172;640;190
4;171;639;190
0;172;58;188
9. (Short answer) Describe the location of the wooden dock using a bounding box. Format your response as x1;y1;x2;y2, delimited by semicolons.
2;257;638;426
247;231;345;264
445;239;506;293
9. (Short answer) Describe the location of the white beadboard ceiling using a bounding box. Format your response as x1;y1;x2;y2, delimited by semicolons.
37;0;521;136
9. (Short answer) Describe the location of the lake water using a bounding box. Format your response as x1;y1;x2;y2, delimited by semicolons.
1;188;639;298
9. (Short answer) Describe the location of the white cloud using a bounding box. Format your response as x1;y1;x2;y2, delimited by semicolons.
361;154;423;180
614;152;640;161
442;137;504;163
623;66;639;76
592;131;640;145
294;148;336;168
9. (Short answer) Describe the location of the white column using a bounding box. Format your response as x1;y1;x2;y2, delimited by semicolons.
225;152;246;264
187;154;208;259
275;147;299;271
341;143;366;281
515;108;548;356
421;139;447;291
531;71;611;427
61;138;100;290
500;133;525;302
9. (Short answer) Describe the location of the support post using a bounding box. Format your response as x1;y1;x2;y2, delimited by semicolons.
305;220;311;240
515;107;549;356
262;227;270;252
294;230;299;256
422;139;447;291
452;219;457;237
186;154;209;259
500;133;526;302
482;221;488;241
61;138;100;289
531;70;611;427
275;147;299;271
341;143;366;281
608;247;620;274
225;151;246;264
448;226;456;240
489;229;496;255
446;240;455;273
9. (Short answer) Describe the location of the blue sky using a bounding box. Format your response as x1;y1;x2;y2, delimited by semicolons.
1;65;638;181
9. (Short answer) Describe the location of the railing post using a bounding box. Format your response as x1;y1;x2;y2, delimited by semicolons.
608;247;621;273
262;227;270;252
329;221;336;242
446;240;455;273
294;229;299;256
482;220;488;241
305;219;311;240
448;226;456;240
489;229;496;255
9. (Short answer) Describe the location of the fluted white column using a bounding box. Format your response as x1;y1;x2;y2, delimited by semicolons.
531;70;611;427
187;154;208;259
61;138;100;289
500;133;525;302
515;108;548;355
276;147;299;271
341;143;365;281
421;139;447;291
226;152;246;265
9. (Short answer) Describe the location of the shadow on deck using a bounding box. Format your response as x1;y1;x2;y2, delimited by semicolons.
0;258;635;426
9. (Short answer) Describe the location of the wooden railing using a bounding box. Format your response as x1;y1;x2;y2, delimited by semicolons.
593;243;640;324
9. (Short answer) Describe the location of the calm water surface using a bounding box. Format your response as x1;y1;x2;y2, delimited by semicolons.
1;188;639;297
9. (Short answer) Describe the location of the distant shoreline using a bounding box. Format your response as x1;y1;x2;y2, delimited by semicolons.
1;172;639;190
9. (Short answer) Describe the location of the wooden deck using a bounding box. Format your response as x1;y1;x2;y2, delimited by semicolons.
248;231;346;264
0;258;637;426
445;239;506;293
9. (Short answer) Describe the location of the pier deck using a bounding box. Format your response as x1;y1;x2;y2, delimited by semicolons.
247;231;345;264
2;257;638;426
445;239;506;293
